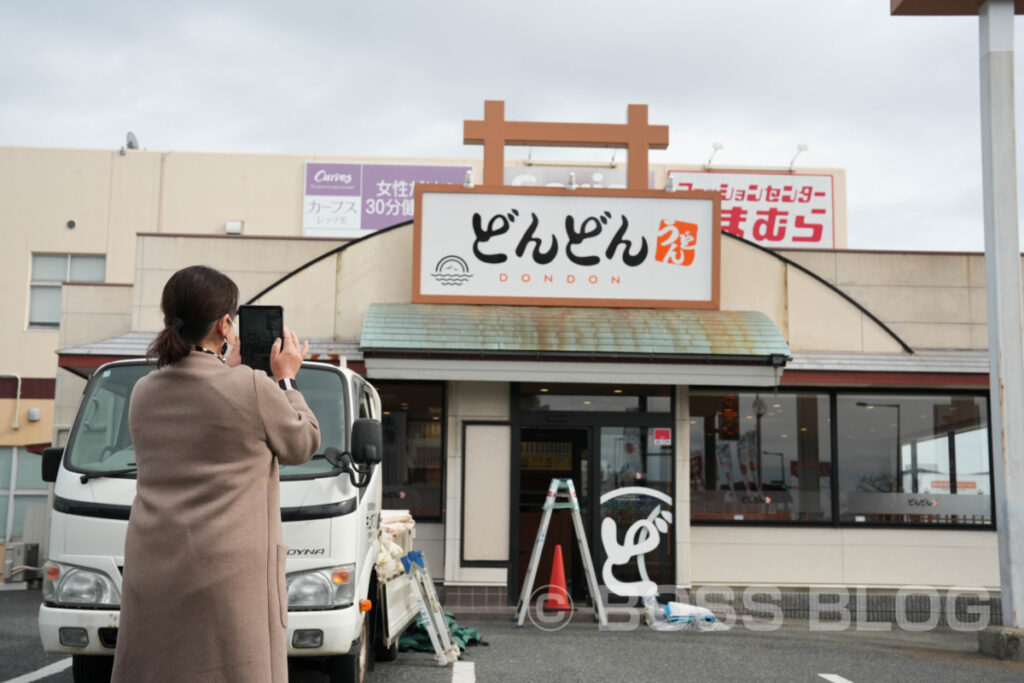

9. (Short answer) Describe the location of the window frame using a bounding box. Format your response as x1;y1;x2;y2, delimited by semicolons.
834;389;993;528
375;380;446;522
1;446;49;542
688;386;995;530
28;252;106;328
688;388;835;525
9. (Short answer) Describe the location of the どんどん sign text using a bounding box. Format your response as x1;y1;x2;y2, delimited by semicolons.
413;185;721;309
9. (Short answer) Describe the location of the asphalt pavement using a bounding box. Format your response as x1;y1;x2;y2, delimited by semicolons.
4;587;1024;683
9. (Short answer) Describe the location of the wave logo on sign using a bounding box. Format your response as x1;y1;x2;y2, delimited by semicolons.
431;255;474;286
655;220;698;266
600;487;673;597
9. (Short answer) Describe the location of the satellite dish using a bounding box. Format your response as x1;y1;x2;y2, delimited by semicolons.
126;132;139;150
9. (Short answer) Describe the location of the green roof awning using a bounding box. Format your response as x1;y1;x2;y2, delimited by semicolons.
360;304;790;362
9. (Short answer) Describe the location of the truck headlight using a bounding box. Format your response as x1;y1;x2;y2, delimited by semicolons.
43;562;120;608
286;564;355;610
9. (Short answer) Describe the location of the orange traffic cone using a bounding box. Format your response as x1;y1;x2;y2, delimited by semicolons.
544;544;572;612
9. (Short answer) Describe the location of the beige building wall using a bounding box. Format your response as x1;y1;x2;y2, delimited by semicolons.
443;381;510;586
462;424;511;562
0;149;161;378
246;224;416;342
0;146;478;372
0;400;54;447
254;254;341;341
674;386;692;589
157;152;480;237
333;225;414;341
0;148;120;378
690;526;999;589
719;236;904;353
780;249;1023;351
132;234;348;332
60;284;134;349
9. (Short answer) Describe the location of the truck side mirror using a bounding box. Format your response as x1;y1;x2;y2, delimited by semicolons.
42;447;64;483
351;419;383;465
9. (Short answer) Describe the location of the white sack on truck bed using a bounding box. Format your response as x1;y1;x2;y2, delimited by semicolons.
377;510;416;579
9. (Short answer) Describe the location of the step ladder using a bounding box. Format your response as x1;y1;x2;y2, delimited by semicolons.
401;550;460;666
514;477;608;628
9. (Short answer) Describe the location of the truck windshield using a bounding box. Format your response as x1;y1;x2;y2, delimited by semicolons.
279;367;348;479
65;363;349;479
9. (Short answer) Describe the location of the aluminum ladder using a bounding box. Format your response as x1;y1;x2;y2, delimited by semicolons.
401;550;460;666
514;477;608;628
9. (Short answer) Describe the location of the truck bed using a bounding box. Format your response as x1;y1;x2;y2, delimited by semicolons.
377;510;419;645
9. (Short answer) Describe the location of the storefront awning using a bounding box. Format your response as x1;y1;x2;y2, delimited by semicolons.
360;304;790;386
782;350;990;388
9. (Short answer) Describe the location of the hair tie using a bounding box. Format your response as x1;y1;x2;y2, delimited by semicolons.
165;316;185;331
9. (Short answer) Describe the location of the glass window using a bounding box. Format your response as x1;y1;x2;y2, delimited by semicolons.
66;365;149;472
519;383;670;413
0;447;11;488
64;363;352;480
358;385;374;419
689;391;832;522
32;254;70;281
29;253;105;327
28;286;62;325
69;254;106;281
598;426;674;596
837;394;991;526
280;366;350;478
1;448;49;542
600;427;673;492
15;451;47;490
12;495;46;540
377;382;443;520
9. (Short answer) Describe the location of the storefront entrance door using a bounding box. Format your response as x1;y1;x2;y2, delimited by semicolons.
512;384;674;606
517;426;590;601
595;426;674;600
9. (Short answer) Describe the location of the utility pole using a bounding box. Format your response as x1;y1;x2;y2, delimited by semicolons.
892;0;1024;633
977;0;1024;631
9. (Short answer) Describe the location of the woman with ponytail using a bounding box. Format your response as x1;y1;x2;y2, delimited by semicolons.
112;265;321;683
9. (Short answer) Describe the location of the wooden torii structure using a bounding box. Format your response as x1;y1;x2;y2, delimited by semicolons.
463;100;668;190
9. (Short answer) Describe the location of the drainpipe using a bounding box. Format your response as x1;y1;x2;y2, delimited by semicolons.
1;373;21;429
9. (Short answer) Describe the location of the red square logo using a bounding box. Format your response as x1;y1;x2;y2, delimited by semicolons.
656;220;698;266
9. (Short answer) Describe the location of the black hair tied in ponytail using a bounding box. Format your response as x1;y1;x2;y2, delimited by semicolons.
148;266;239;368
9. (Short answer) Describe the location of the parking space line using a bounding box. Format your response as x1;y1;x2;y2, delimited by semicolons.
452;660;475;683
818;675;855;683
1;658;72;683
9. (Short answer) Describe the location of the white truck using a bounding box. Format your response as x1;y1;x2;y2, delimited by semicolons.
38;359;419;683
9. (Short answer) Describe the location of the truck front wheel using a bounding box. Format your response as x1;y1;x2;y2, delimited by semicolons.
71;655;113;683
327;616;368;683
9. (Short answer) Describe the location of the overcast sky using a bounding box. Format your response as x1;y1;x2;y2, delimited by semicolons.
3;1;1023;251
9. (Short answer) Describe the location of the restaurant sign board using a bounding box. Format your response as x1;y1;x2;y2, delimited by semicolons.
413;186;720;309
